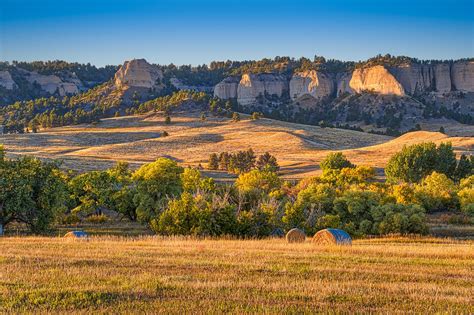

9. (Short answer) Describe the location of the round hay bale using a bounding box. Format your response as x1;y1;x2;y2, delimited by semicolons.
313;228;352;245
64;231;88;239
286;228;306;243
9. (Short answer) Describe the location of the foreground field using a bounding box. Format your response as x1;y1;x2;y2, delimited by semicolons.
0;237;472;313
2;112;473;179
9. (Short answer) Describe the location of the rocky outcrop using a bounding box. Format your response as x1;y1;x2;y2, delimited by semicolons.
451;61;474;92
289;70;334;101
389;64;434;94
214;76;240;99
336;72;353;96
0;71;17;90
22;70;80;96
349;66;405;96
237;73;288;106
114;59;163;90
433;63;452;93
214;61;474;106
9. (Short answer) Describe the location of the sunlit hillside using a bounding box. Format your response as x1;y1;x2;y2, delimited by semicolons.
1;112;473;179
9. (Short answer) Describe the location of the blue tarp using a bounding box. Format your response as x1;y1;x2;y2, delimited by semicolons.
67;231;88;238
326;228;352;244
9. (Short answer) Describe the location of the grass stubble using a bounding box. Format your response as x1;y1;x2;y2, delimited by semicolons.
0;236;472;313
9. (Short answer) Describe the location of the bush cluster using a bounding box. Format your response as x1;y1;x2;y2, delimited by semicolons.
0;141;472;236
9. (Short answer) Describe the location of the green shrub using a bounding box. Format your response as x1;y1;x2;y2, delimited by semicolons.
385;142;457;183
458;175;474;216
132;158;183;222
283;183;336;234
414;172;458;212
370;203;427;235
152;192;237;236
320;152;354;174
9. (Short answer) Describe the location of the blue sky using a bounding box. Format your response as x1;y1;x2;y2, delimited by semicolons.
1;0;473;66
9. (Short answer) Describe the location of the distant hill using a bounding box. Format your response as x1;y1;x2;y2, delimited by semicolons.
0;55;473;134
2;112;473;179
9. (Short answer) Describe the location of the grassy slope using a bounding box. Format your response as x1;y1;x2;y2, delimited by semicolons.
0;237;472;313
1;112;473;178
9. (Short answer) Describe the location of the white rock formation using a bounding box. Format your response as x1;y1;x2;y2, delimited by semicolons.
114;59;163;89
349;65;405;96
24;70;80;96
0;71;17;90
237;73;287;106
390;64;434;94
451;61;474;92
336;72;354;96
213;76;240;99
289;70;334;101
433;63;452;93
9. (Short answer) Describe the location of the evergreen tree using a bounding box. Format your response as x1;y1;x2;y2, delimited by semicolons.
218;152;230;170
256;152;280;172
455;154;473;181
208;153;219;170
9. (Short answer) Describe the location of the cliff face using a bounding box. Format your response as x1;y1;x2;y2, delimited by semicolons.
349;65;405;96
289;70;334;101
433;63;451;93
22;69;81;96
389;64;434;94
0;71;17;90
336;72;353;96
214;76;240;99
237;73;288;106
451;61;474;92
114;59;163;90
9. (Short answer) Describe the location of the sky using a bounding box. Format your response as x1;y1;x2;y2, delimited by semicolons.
1;0;473;67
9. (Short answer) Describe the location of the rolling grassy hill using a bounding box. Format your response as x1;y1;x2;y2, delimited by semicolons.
1;112;473;179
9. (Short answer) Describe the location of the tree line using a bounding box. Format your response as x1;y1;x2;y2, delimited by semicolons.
0;142;472;236
207;150;279;174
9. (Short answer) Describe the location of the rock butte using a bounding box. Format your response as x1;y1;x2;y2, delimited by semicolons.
237;73;288;106
349;65;405;96
0;71;17;90
289;70;334;101
215;61;474;106
114;59;164;90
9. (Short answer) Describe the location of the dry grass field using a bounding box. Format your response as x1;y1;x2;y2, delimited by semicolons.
0;236;472;313
1;112;473;178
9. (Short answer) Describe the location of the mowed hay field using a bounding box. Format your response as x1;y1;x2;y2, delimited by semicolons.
0;237;472;313
1;112;473;178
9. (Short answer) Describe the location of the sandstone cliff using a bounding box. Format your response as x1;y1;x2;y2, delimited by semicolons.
389;64;434;94
433;63;451;93
451;61;474;92
22;69;81;96
349;65;405;96
0;71;17;90
237;73;288;106
336;72;353;96
213;76;240;99
114;59;163;90
289;70;334;101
